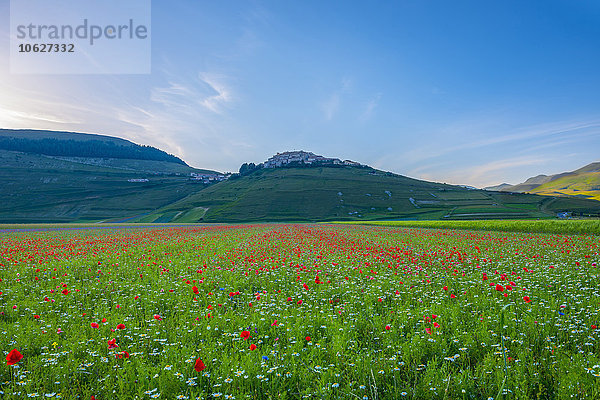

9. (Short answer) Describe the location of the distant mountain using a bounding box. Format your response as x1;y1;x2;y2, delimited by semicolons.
500;162;600;201
132;156;600;223
484;183;513;191
0;129;221;223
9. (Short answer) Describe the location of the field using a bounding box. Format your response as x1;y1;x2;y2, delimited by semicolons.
336;219;600;236
1;224;599;399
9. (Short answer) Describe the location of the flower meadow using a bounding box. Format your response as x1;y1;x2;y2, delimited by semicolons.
0;224;599;399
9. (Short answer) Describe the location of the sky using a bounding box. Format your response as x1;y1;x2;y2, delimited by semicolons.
1;0;599;188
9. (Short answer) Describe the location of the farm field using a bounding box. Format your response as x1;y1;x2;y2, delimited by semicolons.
1;224;599;399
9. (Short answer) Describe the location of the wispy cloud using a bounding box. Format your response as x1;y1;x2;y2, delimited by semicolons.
413;156;549;188
402;118;600;165
320;77;353;120
359;93;382;122
321;93;340;120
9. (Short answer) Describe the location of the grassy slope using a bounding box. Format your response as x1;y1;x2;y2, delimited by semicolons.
139;167;600;223
503;161;600;201
334;219;600;235
529;171;600;201
0;150;211;223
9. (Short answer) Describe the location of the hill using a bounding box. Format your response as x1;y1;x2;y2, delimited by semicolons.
483;183;513;191
500;162;600;201
0;129;186;165
134;166;600;223
0;129;222;223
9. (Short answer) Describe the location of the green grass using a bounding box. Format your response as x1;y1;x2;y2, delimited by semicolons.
1;224;599;399
334;219;600;235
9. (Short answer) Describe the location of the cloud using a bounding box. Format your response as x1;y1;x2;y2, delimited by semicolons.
402;118;600;165
359;93;382;122
320;77;353;121
412;156;549;188
321;93;340;120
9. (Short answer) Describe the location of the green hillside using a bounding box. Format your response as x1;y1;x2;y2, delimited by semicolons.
502;161;600;201
136;166;600;223
0;149;218;223
0;128;187;165
529;168;600;202
0;129;223;223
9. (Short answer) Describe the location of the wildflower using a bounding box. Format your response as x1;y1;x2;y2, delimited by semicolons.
305;336;311;342
194;358;205;372
495;284;504;292
116;323;125;330
192;286;199;294
91;323;99;329
385;325;391;330
523;296;531;303
240;330;251;340
250;344;257;351
107;339;118;349
154;315;162;321
6;349;23;365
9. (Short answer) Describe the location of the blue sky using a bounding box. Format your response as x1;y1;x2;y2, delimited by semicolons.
1;0;599;187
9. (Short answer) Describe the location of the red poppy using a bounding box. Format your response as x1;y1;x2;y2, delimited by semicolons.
116;323;125;330
297;300;303;305
6;349;23;365
450;294;456;299
249;344;257;351
154;315;162;321
241;330;251;340
385;325;391;330
442;286;448;291
33;315;40;319
305;336;311;342
195;357;205;372
523;296;531;303
287;297;292;302
62;289;70;295
121;351;130;358
495;284;504;292
433;322;440;328
91;322;99;329
592;325;597;329
101;318;107;323
192;286;199;295
107;339;118;349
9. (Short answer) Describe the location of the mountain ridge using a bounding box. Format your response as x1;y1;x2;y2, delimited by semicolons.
498;161;600;201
